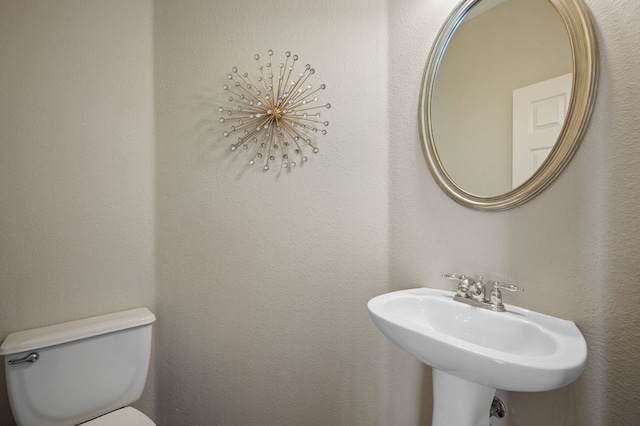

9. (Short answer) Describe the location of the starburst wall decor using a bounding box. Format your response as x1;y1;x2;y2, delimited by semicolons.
219;50;331;171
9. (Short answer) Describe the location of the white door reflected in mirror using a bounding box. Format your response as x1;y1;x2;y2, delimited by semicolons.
512;73;572;188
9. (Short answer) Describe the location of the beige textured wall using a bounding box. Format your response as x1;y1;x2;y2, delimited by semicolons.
1;0;639;425
389;0;640;425
433;0;572;196
153;0;391;425
0;1;155;424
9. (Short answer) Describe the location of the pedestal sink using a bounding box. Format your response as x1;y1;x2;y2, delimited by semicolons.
368;288;587;426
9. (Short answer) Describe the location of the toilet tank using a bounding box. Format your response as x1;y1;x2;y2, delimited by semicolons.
0;308;155;426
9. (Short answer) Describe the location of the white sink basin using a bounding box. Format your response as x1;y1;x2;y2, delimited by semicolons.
368;287;587;392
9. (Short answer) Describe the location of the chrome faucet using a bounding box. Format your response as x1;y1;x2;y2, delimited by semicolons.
443;273;523;312
468;275;487;302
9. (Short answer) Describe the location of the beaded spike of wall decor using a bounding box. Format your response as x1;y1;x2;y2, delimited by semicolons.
220;50;331;171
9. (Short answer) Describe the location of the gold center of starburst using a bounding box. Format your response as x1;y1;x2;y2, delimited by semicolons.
272;107;283;121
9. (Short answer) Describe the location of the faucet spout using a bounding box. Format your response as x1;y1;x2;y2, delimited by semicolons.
468;276;486;302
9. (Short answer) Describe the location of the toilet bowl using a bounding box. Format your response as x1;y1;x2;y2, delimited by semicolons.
0;308;156;426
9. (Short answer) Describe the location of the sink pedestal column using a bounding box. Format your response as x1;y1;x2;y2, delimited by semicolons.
432;369;496;426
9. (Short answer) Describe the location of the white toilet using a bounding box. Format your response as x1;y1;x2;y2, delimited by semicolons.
0;308;156;425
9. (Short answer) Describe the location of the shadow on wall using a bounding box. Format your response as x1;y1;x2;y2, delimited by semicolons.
591;5;640;421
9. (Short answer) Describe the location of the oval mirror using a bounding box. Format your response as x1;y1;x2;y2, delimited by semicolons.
419;0;598;210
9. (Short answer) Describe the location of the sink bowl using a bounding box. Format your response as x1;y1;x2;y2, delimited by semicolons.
368;287;587;392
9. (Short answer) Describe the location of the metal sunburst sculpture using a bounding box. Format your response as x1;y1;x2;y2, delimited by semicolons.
219;50;331;171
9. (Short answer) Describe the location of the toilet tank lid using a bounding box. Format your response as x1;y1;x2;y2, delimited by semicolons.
0;308;155;356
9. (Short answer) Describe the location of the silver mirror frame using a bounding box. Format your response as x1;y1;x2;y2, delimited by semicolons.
419;0;598;211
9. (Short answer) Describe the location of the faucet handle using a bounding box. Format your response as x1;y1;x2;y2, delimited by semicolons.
492;282;523;293
443;273;473;298
489;281;523;311
442;273;464;281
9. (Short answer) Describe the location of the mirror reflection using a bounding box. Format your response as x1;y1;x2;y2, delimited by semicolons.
431;0;572;197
